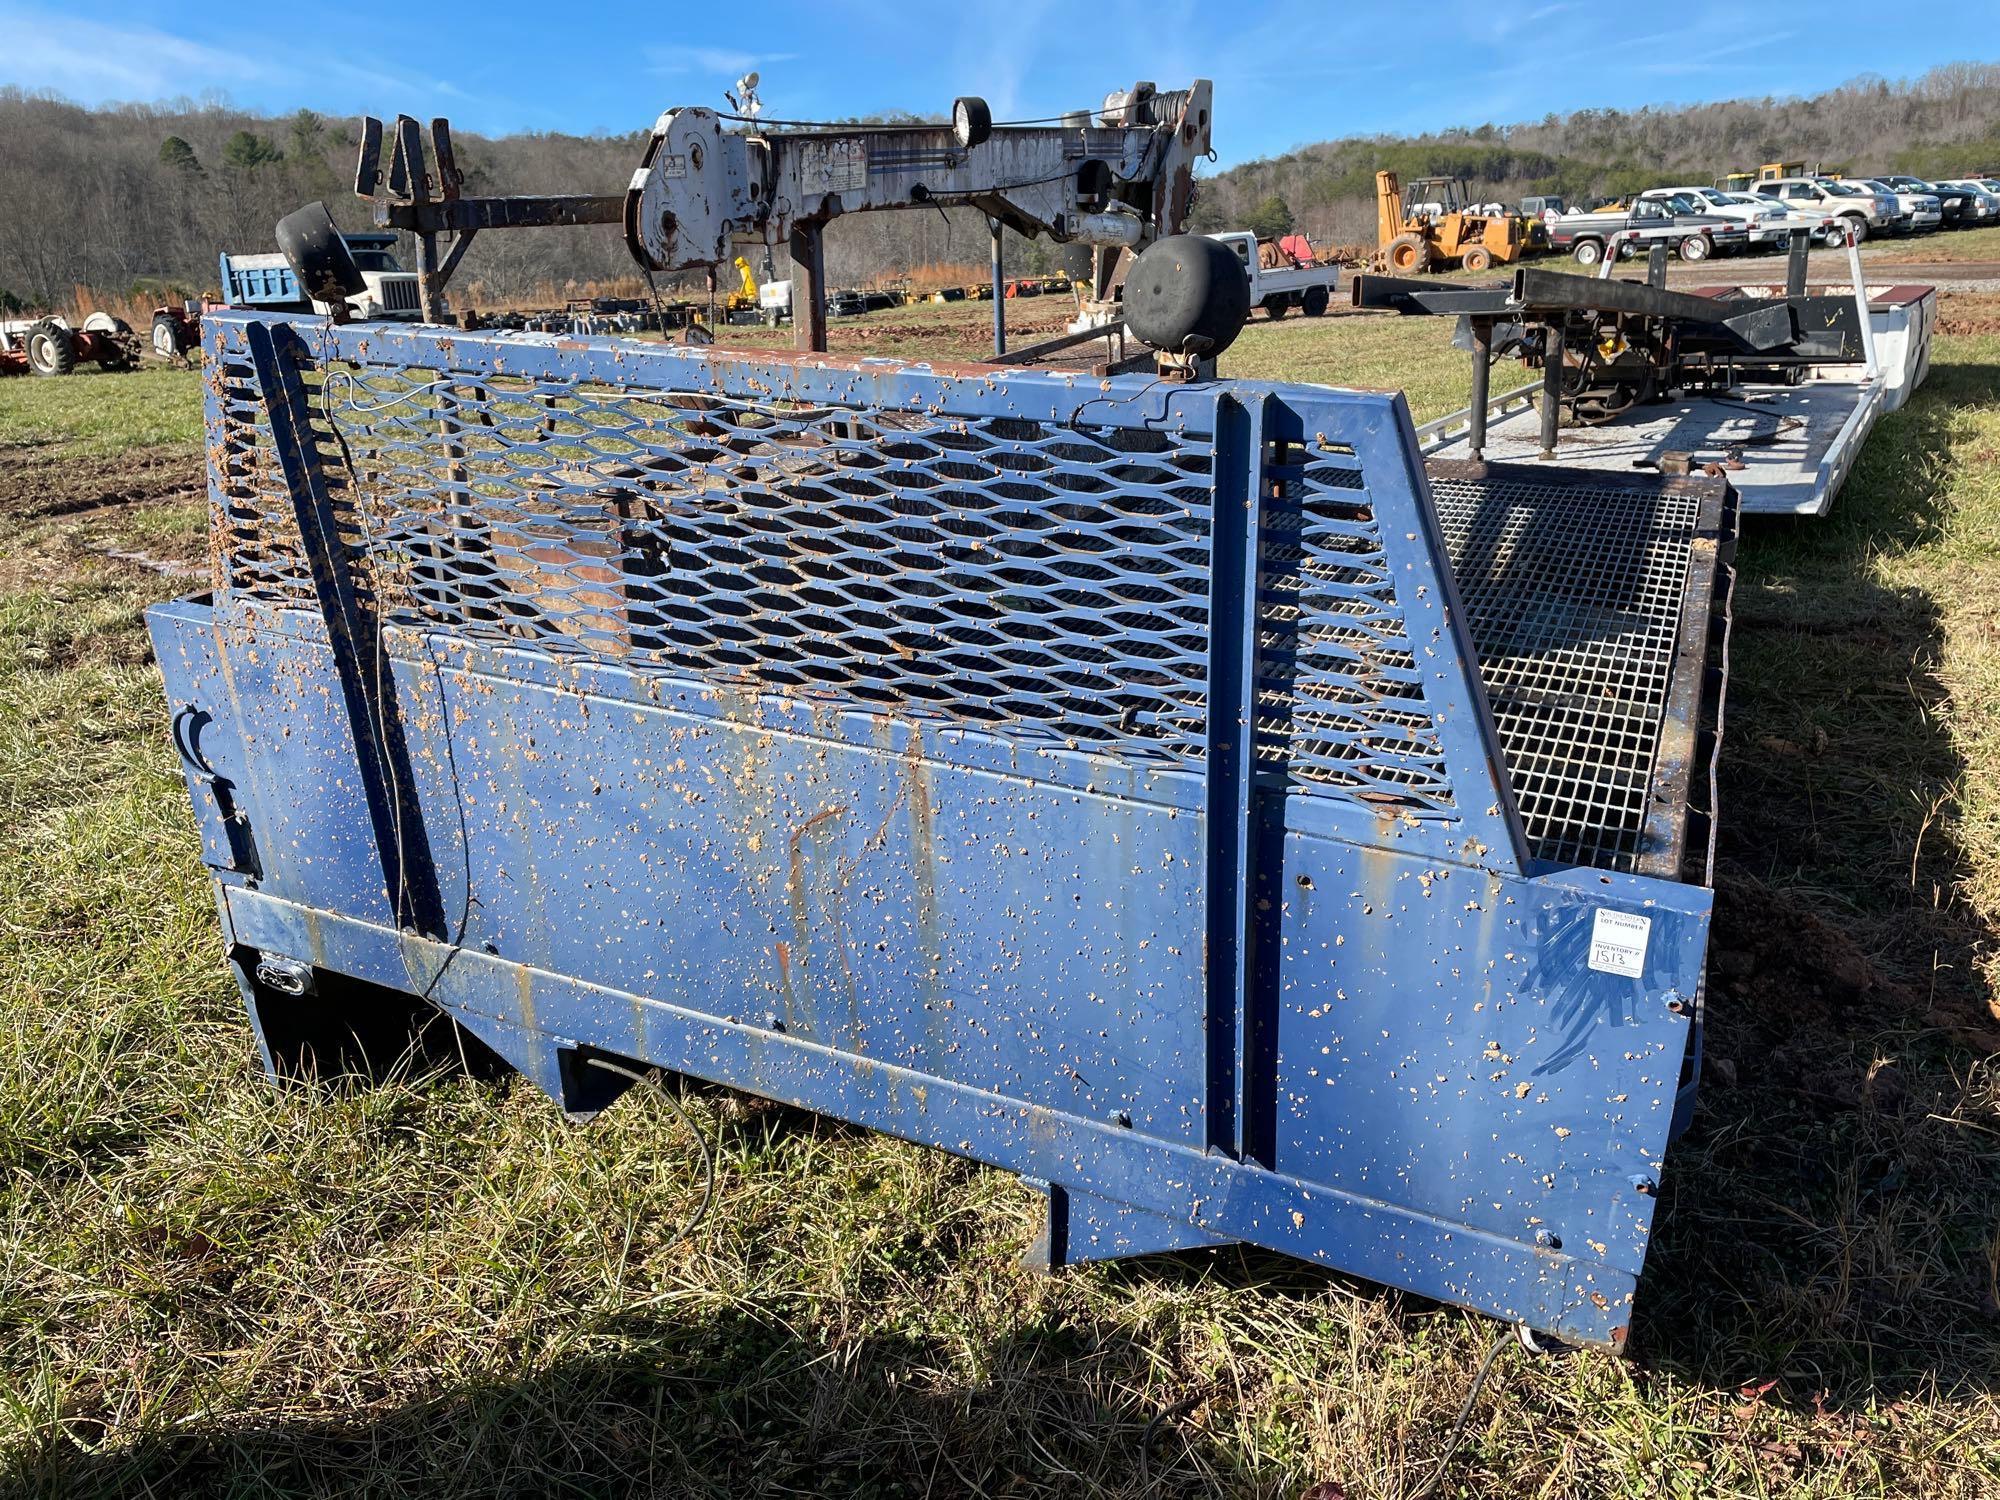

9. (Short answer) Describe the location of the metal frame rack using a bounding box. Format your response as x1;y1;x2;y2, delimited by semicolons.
153;309;1733;1348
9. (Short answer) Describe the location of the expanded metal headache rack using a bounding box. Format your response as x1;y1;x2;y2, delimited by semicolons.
153;310;1733;1348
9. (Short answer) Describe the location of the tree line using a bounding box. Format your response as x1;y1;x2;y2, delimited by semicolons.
1;62;1996;313
1191;61;2000;245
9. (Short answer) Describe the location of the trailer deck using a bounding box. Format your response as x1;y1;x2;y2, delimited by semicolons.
1421;283;1935;517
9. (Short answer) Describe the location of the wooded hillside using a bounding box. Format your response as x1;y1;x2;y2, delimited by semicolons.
2;61;1996;312
1192;62;2000;243
0;90;1042;312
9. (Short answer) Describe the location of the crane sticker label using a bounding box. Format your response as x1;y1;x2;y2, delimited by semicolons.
800;139;868;194
1588;909;1651;979
660;153;688;180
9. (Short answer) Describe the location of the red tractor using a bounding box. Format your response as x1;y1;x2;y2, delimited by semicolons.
0;312;142;377
149;302;202;361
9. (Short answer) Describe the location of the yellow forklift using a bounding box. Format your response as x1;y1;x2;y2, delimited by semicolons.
1373;171;1523;273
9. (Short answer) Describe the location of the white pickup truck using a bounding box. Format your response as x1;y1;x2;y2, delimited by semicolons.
1206;231;1341;319
1637;186;1829;251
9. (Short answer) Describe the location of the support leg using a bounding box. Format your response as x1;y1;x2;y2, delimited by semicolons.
1539;322;1565;460
1025;1181;1236;1271
990;218;1006;358
1468;318;1492;461
789;222;828;353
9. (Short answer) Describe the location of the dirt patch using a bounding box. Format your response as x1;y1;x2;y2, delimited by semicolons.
1710;866;2000;1062
0;442;202;524
0;443;207;600
1935;289;2000;336
1864;255;2000;277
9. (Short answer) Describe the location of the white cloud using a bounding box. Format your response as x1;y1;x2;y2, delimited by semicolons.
0;2;496;118
645;46;799;79
0;7;278;97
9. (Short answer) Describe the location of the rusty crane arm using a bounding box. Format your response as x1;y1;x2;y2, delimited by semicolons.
623;82;1212;350
354;83;1212;351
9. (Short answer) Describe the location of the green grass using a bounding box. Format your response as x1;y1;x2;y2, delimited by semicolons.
1;307;1998;1498
1872;223;2000;263
0;366;203;457
1225;314;1470;418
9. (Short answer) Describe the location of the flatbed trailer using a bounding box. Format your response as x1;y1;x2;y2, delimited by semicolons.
1418;282;1935;517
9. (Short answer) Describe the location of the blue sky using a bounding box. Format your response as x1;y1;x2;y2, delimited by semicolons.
3;0;1990;166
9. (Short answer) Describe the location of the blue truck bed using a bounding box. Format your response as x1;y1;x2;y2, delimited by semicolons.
150;309;1735;1349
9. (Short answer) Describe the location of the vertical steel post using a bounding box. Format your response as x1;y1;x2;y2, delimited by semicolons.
1203;391;1271;1163
789;222;828;353
1846;226;1879;379
1539;322;1565;460
1785;228;1810;300
1467;318;1492;460
990;218;1006;359
394;116;442;324
416;233;442;324
243;320;446;938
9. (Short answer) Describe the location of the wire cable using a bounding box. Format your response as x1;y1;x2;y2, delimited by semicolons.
1404;1329;1514;1500
582;1056;719;1259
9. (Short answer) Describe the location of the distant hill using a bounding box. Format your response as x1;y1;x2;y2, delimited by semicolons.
1191;61;2000;244
2;61;1997;311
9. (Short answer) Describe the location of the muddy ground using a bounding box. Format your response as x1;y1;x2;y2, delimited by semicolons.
0;443;205;602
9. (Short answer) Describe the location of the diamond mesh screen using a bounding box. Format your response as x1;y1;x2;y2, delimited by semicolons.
1428;468;1706;872
207;325;1465;811
1255;444;1453;810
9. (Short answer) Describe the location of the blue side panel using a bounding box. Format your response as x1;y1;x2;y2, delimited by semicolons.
212;878;1648;1343
1267;829;1703;1277
150;595;1704;1346
155;604;1214;1146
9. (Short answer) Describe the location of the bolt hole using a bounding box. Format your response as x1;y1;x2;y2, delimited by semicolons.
1296;873;1314;890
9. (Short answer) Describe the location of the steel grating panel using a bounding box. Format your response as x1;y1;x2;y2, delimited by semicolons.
215;353;1220;770
1426;460;1724;875
1256;445;1454;810
205;318;1468;814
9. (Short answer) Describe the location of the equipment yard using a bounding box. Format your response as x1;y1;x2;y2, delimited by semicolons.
4;243;2000;1495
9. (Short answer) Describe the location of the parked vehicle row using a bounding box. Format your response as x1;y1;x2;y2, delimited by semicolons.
1751;172;2000;243
1526;167;1999;266
1544;194;1747;265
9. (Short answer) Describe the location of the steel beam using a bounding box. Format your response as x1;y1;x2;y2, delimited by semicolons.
370;195;626;234
1350;273;1513;317
790;221;829;353
242;320;446;938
